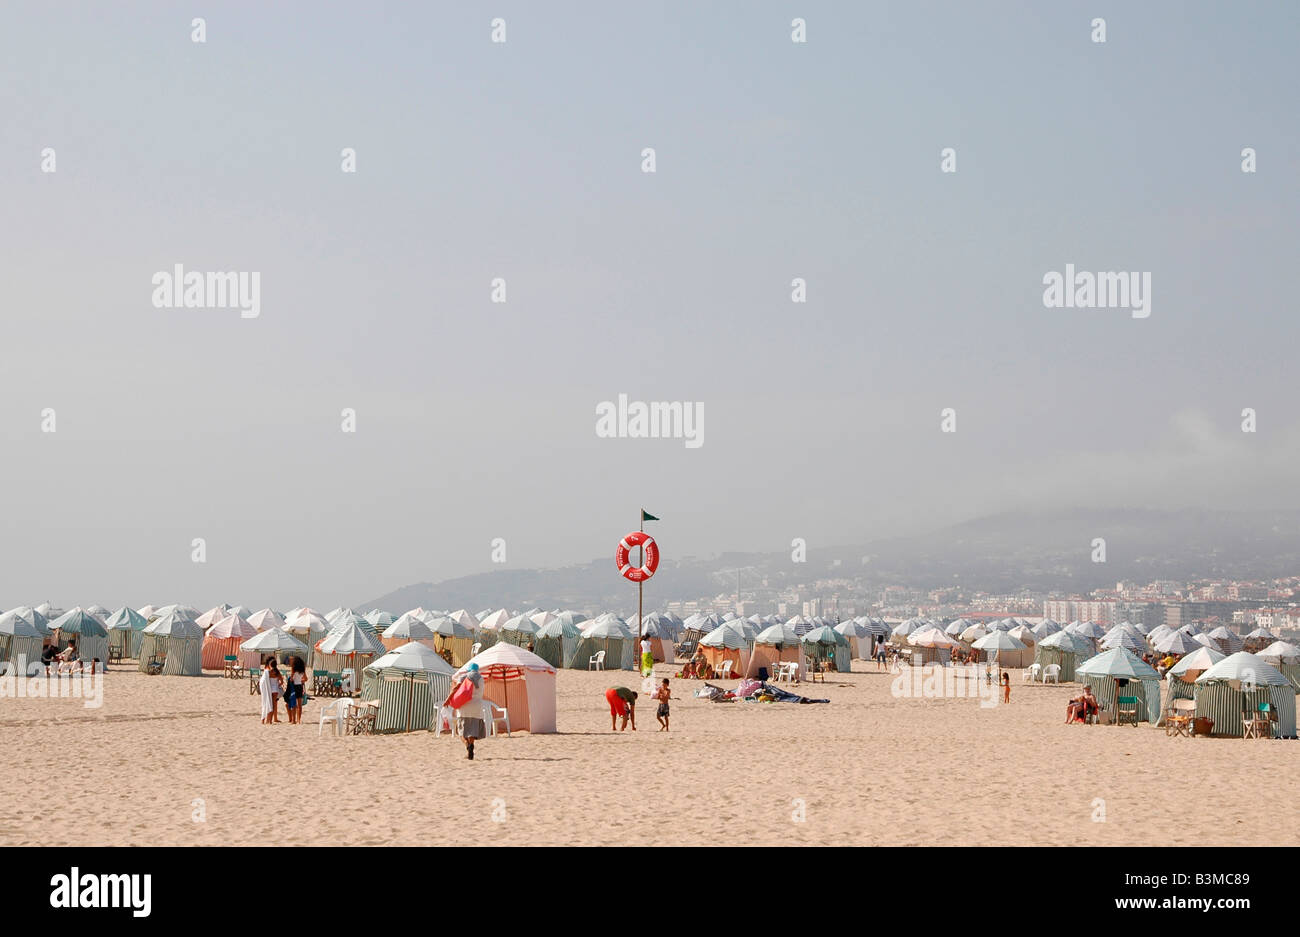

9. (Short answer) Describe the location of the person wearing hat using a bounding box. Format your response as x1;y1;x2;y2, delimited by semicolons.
445;662;487;760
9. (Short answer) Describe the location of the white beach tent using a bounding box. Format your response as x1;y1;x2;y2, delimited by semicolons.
315;620;386;675
575;617;636;671
1144;624;1174;648
105;607;149;659
477;609;511;632
960;623;988;644
247;608;287;632
972;630;1030;668
746;622;805;680
448;609;480;632
1152;630;1200;656
453;643;557;734
1207;626;1244;654
240;627;310;665
139;613;204;676
1164;645;1228;711
835;619;872;659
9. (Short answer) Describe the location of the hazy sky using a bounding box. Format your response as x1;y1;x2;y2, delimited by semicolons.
2;1;1297;610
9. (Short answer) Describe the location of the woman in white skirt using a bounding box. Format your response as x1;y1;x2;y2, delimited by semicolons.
446;662;486;760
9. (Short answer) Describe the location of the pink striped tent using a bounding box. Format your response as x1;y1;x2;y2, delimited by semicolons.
201;613;261;670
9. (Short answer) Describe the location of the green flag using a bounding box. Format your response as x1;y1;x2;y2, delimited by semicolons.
641;509;659;522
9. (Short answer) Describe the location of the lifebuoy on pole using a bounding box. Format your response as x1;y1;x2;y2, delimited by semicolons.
615;531;659;582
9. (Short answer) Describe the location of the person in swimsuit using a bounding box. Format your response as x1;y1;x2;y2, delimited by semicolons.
653;678;673;731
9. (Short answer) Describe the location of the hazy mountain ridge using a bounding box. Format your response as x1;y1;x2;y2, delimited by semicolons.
358;508;1300;612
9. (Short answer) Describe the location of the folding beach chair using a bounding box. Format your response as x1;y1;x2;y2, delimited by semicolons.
248;666;261;695
1116;695;1140;726
1164;699;1195;737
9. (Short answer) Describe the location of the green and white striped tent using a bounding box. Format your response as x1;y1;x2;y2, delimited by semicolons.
106;607;149;659
1257;641;1300;692
533;617;583;669
802;625;853;673
360;641;456;733
500;613;540;649
315;620;386;675
138;612;204;676
574;617;636;671
240;627;310;667
1164;645;1227;710
1034;629;1095;682
0;610;44;672
1076;647;1162;724
49;608;111;665
1192;652;1296;738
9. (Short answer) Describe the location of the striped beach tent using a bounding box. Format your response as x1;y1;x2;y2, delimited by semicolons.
1076;647;1162;724
835;619;872;659
201;613;260;670
105;607;149;659
1207;627;1244;654
500;613;540;648
1034;630;1094;682
477;609;511;632
448;609;480;632
1164;646;1227;708
282;612;329;667
972;630;1031;668
365;609;396;630
533;617;584;669
240;628;310;666
49;608;110;665
575;618;637;671
360;642;456;734
0;610;44;671
381;613;438;652
803;625;853;673
1193;652;1296;737
195;606;230;630
1153;630;1201;656
315;620;386;675
246;608;286;632
428;616;475;666
139;613;204;676
1257;641;1300;690
453;643;557;734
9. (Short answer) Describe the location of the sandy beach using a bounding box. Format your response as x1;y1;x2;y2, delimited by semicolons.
3;661;1297;847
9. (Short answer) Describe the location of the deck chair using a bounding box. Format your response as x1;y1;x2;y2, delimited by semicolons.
248;665;261;695
1116;695;1140;726
145;654;165;676
346;700;379;735
1243;701;1276;739
1164;699;1196;737
222;655;242;679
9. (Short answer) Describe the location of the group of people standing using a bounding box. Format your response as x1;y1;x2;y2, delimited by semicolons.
257;656;307;725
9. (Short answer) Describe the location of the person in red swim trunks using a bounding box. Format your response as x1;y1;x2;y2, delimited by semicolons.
605;686;637;731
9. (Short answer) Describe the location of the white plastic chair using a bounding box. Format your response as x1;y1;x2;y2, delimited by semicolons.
485;702;511;737
318;698;352;737
433;704;460;737
470;642;482;657
717;660;734;680
1043;664;1061;684
588;650;606;671
1024;663;1041;683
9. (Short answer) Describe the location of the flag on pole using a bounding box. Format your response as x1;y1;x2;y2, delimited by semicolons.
641;509;659;522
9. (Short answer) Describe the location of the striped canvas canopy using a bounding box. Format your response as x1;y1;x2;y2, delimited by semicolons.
1076;646;1159;680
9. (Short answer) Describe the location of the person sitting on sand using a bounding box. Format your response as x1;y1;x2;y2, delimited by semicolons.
605;686;637;731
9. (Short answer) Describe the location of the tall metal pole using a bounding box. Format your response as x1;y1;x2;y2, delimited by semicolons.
638;511;644;645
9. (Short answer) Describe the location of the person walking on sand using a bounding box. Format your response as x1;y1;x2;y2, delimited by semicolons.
653;678;673;731
444;662;486;760
640;634;654;677
605;686;637;731
1001;671;1010;704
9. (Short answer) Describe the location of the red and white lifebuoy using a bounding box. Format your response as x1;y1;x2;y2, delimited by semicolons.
615;531;659;582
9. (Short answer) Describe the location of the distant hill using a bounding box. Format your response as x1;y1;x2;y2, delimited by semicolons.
357;507;1300;612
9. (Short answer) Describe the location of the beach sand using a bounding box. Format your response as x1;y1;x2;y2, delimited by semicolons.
3;661;1296;846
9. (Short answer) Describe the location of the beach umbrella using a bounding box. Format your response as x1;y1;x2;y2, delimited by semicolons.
1194;651;1288;689
1244;626;1278;642
35;602;64;621
909;627;958;648
529;610;558;630
365;610;397;629
1207;627;1244;653
1076;646;1159;680
699;623;747;650
756;622;800;646
428;616;473;639
1167;646;1226;681
1008;624;1036;647
144;612;204;638
105;607;148;631
285;610;329;633
384;614;437;643
449;609;480;631
195;606;230;629
317;621;385;657
1153;630;1200;656
247;608;287;632
207;613;257;640
1071;621;1107;640
1144;624;1173;647
502;614;540;636
1101;625;1147;652
1039;630;1094;655
1257;640;1300;665
890;619;922;639
960;623;988;643
972;630;1027;652
241;628;309;655
228;605;252;619
50;608;109;637
86;605;111;619
477;609;511;631
1193;632;1223;651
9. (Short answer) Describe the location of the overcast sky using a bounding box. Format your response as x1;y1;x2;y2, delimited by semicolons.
2;1;1297;611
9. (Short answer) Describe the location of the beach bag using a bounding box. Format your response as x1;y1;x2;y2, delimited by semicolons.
447;677;474;710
